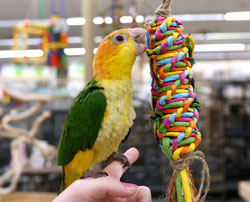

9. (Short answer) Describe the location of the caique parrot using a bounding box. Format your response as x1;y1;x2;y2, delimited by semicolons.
57;27;147;191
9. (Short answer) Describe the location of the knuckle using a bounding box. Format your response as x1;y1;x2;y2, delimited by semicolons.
140;186;151;193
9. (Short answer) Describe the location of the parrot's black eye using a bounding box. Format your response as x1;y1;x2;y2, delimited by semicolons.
116;35;124;41
113;34;127;44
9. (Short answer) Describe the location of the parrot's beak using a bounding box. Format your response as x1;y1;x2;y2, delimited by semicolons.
129;28;147;56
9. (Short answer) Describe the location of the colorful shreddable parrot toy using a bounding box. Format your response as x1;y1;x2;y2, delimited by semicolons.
57;28;147;192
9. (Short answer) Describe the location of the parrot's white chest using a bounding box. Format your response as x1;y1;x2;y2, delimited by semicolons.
92;79;136;163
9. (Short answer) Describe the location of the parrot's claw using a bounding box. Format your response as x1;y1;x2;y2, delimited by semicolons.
105;152;131;169
82;170;108;179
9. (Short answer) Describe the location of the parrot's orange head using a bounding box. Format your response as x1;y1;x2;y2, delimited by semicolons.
93;28;147;80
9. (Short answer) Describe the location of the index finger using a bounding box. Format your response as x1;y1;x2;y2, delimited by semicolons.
104;147;139;180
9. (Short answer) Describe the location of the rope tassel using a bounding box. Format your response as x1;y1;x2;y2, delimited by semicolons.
146;16;210;202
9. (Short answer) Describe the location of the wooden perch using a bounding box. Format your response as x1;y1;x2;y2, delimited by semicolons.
4;88;52;103
0;88;57;195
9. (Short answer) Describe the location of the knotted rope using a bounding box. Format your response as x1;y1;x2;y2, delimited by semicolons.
168;151;210;202
146;15;210;202
155;0;172;18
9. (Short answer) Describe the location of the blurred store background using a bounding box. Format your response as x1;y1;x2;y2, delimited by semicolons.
0;0;250;201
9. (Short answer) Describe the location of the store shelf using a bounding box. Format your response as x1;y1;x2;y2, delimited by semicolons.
23;166;61;175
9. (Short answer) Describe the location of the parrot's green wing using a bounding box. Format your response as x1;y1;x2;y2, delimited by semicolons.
57;79;106;165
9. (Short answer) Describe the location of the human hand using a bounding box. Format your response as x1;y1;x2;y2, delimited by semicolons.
53;147;152;202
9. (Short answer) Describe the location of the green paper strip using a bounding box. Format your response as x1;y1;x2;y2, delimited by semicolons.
154;44;184;55
176;173;184;202
178;137;196;147
156;79;189;93
161;137;172;159
168;137;196;152
155;109;163;116
150;19;157;27
163;97;193;109
164;63;172;72
171;188;177;202
163;30;176;37
176;61;188;67
159;124;167;134
170;122;190;127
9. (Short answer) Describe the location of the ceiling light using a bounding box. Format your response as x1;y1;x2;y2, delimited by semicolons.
0;49;44;58
174;14;224;21
104;17;113;24
0;39;14;46
66;17;86;26
224;11;250;21
93;48;98;54
64;48;86;56
93;17;104;25
0;20;22;28
195;43;245;52
205;32;250;40
120;16;133;24
67;37;82;44
192;32;250;41
135;15;144;23
94;36;103;43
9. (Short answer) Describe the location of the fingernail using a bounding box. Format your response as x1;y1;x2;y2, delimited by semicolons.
123;183;137;191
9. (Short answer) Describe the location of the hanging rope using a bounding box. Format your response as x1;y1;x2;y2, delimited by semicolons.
155;0;172;18
145;2;210;201
144;0;172;27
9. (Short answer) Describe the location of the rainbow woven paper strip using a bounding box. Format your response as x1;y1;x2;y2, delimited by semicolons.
146;16;202;202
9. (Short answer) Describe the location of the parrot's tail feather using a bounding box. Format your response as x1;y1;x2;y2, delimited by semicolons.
61;149;95;191
58;168;65;194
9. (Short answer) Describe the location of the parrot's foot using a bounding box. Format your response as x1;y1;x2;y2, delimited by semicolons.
105;152;131;169
82;170;108;179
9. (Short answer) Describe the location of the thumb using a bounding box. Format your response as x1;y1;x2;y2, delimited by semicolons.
84;177;138;199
